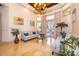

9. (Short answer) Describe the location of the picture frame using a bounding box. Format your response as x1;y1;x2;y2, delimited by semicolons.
30;21;35;27
63;7;71;16
14;16;24;25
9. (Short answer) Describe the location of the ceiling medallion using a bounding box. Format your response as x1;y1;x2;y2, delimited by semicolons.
33;3;47;15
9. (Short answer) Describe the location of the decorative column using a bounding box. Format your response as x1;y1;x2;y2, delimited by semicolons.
54;11;62;36
41;15;47;34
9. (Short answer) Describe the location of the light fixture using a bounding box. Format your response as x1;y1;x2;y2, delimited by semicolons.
33;3;47;15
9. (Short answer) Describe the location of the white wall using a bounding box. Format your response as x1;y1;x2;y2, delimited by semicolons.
60;3;79;36
72;4;79;36
1;4;37;42
8;4;37;31
62;3;79;36
0;12;2;42
62;14;72;36
60;4;73;36
0;6;9;42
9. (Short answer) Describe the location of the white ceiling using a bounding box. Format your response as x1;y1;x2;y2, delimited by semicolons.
18;3;35;13
18;3;62;15
1;3;71;16
8;3;68;15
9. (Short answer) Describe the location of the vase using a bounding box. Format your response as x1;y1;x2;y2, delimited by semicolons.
14;35;19;44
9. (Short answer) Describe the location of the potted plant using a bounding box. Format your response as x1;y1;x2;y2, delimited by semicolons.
56;22;68;32
56;22;68;38
11;28;20;44
56;22;68;55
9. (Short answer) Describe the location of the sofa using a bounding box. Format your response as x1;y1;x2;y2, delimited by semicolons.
21;31;38;41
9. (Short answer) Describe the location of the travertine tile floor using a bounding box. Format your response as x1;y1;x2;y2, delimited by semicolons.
0;38;55;56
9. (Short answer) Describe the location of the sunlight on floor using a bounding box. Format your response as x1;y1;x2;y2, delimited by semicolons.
0;38;54;56
46;37;55;46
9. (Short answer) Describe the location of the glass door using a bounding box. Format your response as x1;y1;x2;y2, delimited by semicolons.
37;17;42;33
46;20;55;37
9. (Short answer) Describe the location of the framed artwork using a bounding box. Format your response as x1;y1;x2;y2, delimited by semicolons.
14;16;24;25
30;21;35;27
63;7;71;16
72;8;77;23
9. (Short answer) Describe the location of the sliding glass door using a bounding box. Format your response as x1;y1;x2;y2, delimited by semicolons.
46;15;56;37
46;20;55;37
37;17;42;33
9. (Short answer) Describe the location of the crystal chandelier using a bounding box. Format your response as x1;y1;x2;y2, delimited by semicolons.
33;3;47;15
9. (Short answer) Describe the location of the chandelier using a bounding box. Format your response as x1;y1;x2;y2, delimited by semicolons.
33;3;47;15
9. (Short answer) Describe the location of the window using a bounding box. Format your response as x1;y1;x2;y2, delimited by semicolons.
37;17;42;32
46;15;56;36
47;15;54;20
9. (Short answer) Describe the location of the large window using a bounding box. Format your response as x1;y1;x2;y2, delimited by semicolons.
37;17;42;32
46;15;56;36
47;15;54;20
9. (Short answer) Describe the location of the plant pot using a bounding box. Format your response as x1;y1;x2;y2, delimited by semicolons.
14;37;19;44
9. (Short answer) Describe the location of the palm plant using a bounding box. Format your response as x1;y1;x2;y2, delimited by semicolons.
56;22;68;38
56;22;68;55
11;28;20;44
56;22;68;32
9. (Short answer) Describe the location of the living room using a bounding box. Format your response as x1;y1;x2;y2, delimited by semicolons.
0;3;79;56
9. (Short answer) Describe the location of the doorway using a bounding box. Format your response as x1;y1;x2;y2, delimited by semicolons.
46;20;56;37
